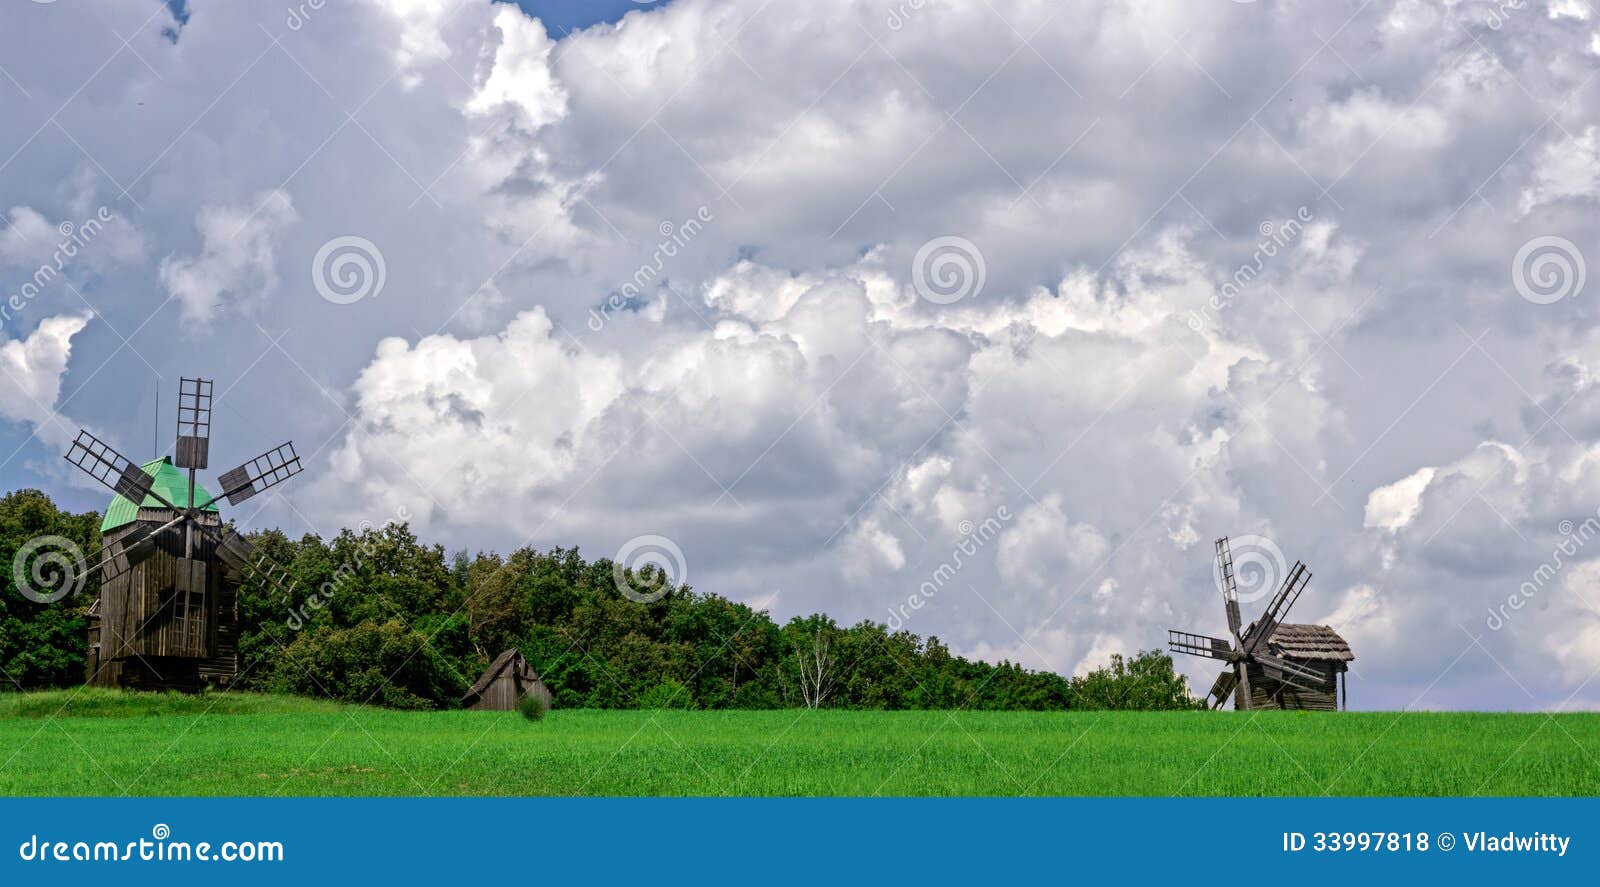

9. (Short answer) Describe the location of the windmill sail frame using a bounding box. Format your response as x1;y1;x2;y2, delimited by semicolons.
69;376;303;694
1168;536;1354;711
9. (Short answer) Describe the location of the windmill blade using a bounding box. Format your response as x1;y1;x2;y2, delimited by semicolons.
1215;537;1243;639
110;521;168;568
91;516;185;585
1255;653;1325;694
174;377;213;470
1263;671;1321;697
211;527;254;574
1255;652;1325;687
250;556;297;599
206;527;296;598
1262;562;1311;624
64;431;179;511
1228;659;1254;707
88;545;138;589
211;442;303;506
1243;562;1311;655
1168;630;1235;661
1207;668;1238;709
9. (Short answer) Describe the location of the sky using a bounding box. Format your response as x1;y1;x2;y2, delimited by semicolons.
512;1;673;34
2;0;1599;712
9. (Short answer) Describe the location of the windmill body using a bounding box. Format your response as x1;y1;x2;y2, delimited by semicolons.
1169;537;1354;711
71;377;302;694
87;458;233;691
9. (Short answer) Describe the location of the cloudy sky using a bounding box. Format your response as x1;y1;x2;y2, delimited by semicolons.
3;0;1600;710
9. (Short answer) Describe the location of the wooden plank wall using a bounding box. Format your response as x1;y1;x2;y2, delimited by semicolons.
85;614;118;687
197;584;239;687
1245;660;1342;711
100;516;223;661
92;512;240;692
476;675;517;711
467;673;553;711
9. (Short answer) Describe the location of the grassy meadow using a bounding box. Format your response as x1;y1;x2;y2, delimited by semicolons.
0;690;1594;796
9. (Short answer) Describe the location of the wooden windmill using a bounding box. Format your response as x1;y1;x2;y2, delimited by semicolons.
1167;537;1353;711
69;377;302;692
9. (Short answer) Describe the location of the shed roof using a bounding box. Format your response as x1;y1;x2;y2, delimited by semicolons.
1264;623;1354;661
101;456;219;533
463;648;535;700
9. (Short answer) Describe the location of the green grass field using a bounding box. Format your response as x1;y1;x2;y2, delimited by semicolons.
0;690;1593;796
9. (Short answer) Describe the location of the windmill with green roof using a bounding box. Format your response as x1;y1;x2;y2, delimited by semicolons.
66;377;303;692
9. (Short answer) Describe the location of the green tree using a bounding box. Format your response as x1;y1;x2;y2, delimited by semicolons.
1069;650;1205;710
263;618;467;709
0;490;101;689
0;490;1204;712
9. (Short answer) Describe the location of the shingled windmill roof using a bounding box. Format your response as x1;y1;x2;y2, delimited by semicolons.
1263;623;1354;661
100;456;219;533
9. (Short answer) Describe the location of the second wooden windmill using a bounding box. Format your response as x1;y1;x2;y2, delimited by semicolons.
69;377;301;693
1168;537;1354;711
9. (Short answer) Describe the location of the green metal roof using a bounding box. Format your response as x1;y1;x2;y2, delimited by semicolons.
100;456;218;533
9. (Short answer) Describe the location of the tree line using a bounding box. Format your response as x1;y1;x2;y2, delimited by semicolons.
0;489;1203;710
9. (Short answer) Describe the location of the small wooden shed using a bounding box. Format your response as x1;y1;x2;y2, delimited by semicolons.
461;648;553;711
